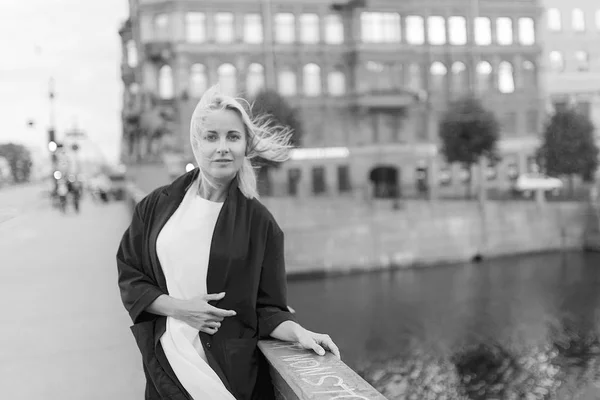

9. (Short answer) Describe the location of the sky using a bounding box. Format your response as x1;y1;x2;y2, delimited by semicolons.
0;0;128;164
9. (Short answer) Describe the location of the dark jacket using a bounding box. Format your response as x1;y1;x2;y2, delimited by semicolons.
116;169;296;399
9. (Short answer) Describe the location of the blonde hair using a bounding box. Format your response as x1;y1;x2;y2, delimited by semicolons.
190;84;294;199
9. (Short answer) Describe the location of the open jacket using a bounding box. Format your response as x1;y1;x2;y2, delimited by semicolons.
116;169;297;400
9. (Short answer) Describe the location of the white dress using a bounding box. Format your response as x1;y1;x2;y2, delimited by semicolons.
156;178;236;400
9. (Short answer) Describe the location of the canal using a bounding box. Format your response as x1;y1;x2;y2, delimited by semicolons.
288;251;600;399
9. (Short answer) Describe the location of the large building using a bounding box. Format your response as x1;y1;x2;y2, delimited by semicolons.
119;0;544;198
540;0;600;133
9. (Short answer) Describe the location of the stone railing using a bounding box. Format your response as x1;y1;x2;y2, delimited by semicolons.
259;341;387;400
123;183;388;400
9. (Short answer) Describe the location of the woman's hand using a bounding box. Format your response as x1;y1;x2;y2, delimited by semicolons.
295;328;341;359
174;292;237;335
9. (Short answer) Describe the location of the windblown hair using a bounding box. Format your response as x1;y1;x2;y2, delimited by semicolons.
190;84;294;199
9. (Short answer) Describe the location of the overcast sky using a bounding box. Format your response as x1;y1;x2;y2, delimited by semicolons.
0;0;128;163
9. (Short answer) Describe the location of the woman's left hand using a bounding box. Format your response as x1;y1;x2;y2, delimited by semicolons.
296;328;341;359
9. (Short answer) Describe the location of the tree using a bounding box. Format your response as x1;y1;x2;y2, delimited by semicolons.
250;90;303;195
537;108;598;193
438;96;500;198
0;143;33;183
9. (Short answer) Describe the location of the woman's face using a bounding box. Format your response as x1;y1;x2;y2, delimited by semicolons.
194;108;247;183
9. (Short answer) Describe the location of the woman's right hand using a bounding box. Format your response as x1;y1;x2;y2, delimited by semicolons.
175;292;237;335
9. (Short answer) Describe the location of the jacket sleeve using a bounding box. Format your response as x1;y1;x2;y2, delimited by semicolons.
257;222;297;339
116;198;165;324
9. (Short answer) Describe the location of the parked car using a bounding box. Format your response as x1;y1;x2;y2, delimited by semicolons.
512;173;563;198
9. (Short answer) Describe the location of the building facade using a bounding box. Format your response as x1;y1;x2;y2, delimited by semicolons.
540;0;600;134
120;0;544;198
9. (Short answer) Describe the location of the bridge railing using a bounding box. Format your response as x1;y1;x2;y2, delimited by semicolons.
124;183;388;400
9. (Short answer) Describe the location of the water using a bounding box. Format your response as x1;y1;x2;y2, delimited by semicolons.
287;251;600;399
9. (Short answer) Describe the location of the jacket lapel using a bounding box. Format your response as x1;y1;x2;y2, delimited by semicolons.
206;179;241;295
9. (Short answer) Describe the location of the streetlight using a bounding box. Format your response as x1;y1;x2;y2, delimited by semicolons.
48;141;57;152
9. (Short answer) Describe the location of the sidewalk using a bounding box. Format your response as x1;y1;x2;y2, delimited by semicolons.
0;198;144;399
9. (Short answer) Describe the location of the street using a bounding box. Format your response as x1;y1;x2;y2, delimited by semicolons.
0;188;144;399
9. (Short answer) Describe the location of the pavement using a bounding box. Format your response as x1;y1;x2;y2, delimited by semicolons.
0;187;145;399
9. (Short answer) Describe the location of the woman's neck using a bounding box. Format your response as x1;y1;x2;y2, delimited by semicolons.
197;179;230;202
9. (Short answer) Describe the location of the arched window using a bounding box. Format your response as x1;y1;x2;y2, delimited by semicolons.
158;65;174;99
126;40;138;68
327;70;346;96
278;69;297;96
218;63;237;96
451;62;467;94
498;61;515;94
476;61;493;93
547;8;562;31
190;64;207;97
549;51;564;72
246;63;265;97
303;63;321;97
572;8;585;31
576;51;590;71
522;60;536;88
154;13;169;40
429;62;447;94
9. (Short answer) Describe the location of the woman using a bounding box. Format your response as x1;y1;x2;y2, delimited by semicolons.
117;85;339;400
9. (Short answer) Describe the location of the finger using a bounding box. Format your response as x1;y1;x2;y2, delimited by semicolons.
201;326;218;335
208;305;237;318
206;316;224;323
204;292;226;301
310;340;326;356
321;338;341;359
205;321;221;329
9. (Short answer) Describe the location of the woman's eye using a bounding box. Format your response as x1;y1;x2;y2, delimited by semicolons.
228;134;241;141
205;134;217;141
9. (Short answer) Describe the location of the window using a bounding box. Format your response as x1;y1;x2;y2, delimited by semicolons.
451;62;467;94
300;14;320;43
244;14;263;44
303;64;321;96
474;17;492;45
190;64;207;97
519;18;535;45
360;12;401;43
154;13;169;40
275;13;295;43
126;40;138;68
522;60;536;87
337;166;351;193
547;8;561;31
328;70;346;96
325;14;344;44
287;168;301;196
278;69;297;96
407;63;422;91
576;51;590;71
572;9;585;32
476;61;493;93
448;16;467;45
218;63;237;96
186;12;206;43
246;63;264;97
361;61;387;92
312;166;326;195
215;12;234;43
429;62;447;93
496;17;513;45
498;61;515;94
549;51;564;72
406;16;425;44
428;16;446;45
158;65;174;99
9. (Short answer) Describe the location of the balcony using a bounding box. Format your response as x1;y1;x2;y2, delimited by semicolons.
350;89;421;110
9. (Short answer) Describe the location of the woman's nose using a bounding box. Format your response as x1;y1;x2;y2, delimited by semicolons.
216;138;229;153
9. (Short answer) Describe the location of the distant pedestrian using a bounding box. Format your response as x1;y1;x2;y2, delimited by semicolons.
116;85;339;400
56;180;68;213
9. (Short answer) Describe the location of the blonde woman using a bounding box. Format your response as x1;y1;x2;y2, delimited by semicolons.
117;85;339;400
